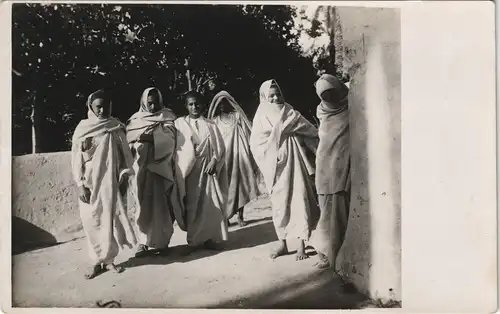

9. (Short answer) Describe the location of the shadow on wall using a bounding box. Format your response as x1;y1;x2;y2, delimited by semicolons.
12;217;58;255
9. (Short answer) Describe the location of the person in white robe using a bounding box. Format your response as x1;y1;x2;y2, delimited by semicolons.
310;74;351;269
175;90;229;253
207;87;260;227
250;79;320;261
71;89;137;279
126;87;184;258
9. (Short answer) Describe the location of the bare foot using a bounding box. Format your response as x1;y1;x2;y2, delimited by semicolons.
237;218;248;227
104;263;124;274
296;240;309;261
237;210;247;227
269;240;288;259
84;264;103;280
313;252;330;268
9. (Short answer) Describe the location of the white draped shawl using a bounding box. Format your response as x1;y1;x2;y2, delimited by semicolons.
315;101;351;194
71;101;137;263
314;75;351;194
125;87;183;245
208;91;260;218
250;79;320;240
174;116;229;245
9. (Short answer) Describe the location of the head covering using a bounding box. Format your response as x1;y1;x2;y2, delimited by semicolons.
259;79;285;105
72;90;123;144
256;79;288;123
86;89;112;120
207;90;252;129
140;87;164;113
314;74;349;102
86;89;108;106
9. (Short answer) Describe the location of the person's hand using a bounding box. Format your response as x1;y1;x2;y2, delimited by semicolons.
79;186;91;204
82;137;93;152
205;159;217;176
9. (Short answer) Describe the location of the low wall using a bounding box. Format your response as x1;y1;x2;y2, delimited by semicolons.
12;152;84;251
11;152;264;252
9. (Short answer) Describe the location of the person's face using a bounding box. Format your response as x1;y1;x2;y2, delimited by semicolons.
146;91;161;113
91;98;111;119
320;88;346;104
208;80;217;91
320;89;336;103
219;99;231;113
267;86;284;105
186;95;204;118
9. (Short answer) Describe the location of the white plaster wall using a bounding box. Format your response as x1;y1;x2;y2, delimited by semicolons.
12;152;83;248
336;7;401;302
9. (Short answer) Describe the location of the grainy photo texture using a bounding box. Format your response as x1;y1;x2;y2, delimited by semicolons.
11;3;401;309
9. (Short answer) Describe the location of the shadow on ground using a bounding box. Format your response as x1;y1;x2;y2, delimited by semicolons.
12;217;59;255
208;268;368;309
118;217;276;269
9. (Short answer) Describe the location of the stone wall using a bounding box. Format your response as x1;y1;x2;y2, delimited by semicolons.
336;7;401;302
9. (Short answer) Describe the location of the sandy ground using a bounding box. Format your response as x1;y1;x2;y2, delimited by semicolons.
12;197;367;309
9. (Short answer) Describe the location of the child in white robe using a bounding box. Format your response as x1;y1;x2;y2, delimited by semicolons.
174;90;229;253
250;80;320;261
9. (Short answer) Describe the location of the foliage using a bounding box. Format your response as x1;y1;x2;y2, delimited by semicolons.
12;4;319;155
293;5;349;80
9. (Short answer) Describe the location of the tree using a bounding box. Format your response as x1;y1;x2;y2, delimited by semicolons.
12;4;318;155
293;5;347;79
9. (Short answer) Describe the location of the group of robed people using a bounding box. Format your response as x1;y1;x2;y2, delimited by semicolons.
71;74;351;280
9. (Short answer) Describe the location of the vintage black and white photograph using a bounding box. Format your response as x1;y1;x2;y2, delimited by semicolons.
10;2;402;309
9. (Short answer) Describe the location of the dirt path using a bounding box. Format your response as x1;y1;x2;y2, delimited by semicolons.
12;198;366;309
